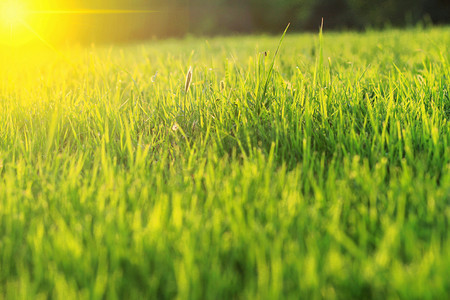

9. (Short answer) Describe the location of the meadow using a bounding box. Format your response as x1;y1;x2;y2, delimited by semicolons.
0;26;449;299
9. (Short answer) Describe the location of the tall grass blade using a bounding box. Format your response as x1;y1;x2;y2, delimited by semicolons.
258;23;290;109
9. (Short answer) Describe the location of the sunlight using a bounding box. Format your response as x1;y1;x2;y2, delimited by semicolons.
0;1;30;46
0;1;158;47
0;1;26;27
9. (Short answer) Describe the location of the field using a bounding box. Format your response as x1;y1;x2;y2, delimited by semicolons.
0;26;449;299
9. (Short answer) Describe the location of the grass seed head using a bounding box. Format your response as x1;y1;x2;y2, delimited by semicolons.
151;71;158;82
185;66;193;93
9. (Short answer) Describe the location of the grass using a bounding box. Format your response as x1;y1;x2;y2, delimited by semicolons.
0;26;449;299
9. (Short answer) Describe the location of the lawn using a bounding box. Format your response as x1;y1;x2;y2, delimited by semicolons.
0;26;449;299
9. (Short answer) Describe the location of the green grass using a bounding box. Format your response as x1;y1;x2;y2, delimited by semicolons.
0;26;449;299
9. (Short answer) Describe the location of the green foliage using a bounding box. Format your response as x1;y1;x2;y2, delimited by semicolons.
0;26;450;298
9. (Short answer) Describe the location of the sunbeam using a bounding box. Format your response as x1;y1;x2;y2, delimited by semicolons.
19;19;58;52
28;9;158;15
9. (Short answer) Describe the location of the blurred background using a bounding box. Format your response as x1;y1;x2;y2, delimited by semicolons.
3;0;450;45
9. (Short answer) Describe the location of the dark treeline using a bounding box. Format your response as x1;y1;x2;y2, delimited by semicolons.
55;0;449;42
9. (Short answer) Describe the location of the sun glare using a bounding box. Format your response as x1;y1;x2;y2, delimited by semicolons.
1;1;26;26
0;1;158;48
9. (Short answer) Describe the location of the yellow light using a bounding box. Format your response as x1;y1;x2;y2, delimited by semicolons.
0;1;159;48
1;1;26;26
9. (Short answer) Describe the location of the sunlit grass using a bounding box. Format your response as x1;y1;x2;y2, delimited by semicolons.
0;26;449;299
